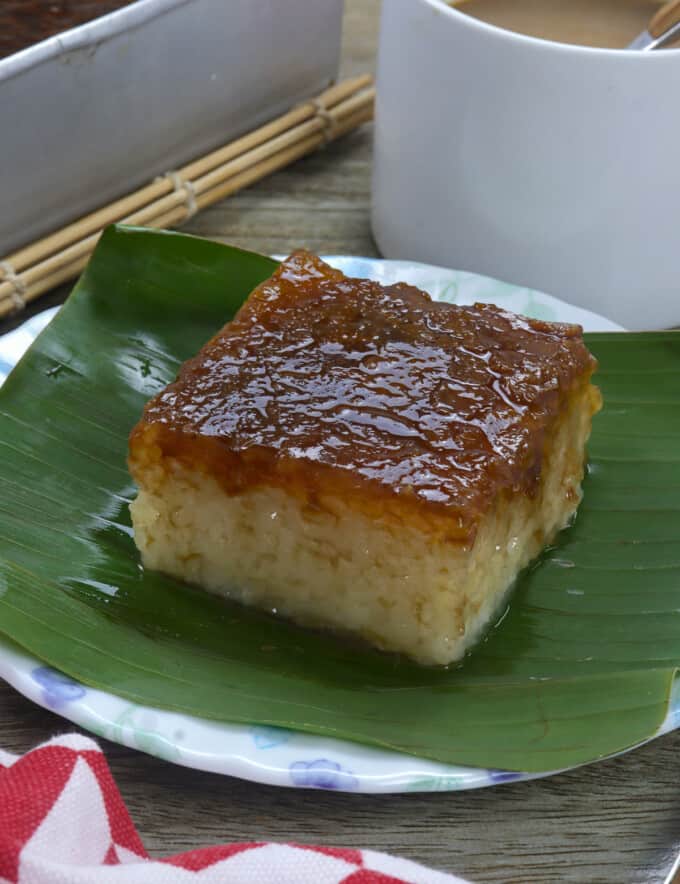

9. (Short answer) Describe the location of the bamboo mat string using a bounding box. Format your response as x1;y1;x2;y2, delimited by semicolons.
300;97;338;143
160;171;198;219
0;262;26;312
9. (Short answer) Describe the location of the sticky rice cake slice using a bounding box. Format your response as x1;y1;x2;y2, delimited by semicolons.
128;251;601;666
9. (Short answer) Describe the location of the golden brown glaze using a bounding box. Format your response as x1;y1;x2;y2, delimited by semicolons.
0;1;139;60
129;251;598;541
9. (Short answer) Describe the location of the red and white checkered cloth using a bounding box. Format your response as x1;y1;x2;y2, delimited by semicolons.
0;734;469;884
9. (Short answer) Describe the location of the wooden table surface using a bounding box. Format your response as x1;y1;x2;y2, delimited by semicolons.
2;3;680;882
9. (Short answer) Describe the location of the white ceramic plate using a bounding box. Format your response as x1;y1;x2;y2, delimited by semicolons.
2;257;648;794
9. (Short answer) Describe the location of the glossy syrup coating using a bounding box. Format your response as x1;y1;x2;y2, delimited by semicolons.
130;251;598;542
0;1;139;59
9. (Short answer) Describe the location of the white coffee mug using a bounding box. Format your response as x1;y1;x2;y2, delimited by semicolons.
371;0;680;330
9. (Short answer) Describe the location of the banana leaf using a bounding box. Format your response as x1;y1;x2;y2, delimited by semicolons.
0;224;678;773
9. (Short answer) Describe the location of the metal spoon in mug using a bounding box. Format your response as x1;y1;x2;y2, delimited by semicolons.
628;0;680;50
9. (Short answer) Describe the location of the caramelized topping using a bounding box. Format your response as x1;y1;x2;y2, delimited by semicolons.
0;1;139;60
130;251;597;540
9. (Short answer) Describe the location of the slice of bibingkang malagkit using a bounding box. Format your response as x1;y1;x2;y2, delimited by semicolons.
128;250;601;666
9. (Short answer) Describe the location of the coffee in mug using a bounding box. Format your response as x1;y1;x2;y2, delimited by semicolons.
372;0;680;329
450;0;663;48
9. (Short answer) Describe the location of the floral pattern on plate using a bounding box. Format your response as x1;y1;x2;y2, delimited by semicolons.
31;666;86;709
289;759;359;791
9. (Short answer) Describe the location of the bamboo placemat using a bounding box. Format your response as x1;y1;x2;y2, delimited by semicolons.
0;74;374;320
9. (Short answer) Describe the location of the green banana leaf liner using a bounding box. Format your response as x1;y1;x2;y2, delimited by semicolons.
1;224;678;773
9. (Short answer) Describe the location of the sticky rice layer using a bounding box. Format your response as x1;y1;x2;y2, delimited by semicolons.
130;383;599;665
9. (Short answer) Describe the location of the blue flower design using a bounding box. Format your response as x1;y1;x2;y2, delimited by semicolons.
250;725;293;750
0;357;13;381
488;768;524;784
289;758;359;790
31;666;86;709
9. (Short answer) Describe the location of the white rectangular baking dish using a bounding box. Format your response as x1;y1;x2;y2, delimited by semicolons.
0;0;344;255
